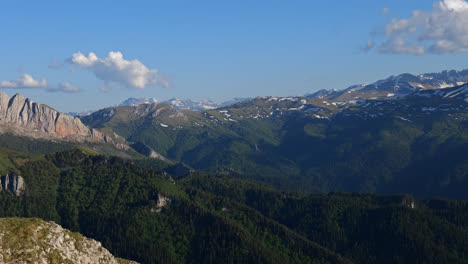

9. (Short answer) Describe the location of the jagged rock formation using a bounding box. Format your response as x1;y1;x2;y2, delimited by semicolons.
0;218;138;264
0;174;25;196
0;92;105;141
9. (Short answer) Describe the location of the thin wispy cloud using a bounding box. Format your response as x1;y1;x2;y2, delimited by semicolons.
370;0;468;55
99;87;111;93
0;74;80;93
48;58;65;69
51;82;80;93
362;41;376;53
69;51;169;89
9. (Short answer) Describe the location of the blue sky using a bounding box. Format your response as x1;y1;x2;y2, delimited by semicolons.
1;0;468;112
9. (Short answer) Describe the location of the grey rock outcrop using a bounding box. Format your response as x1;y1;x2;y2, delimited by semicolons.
401;196;416;209
151;194;172;213
0;92;105;141
0;174;25;196
130;141;170;162
0;218;138;263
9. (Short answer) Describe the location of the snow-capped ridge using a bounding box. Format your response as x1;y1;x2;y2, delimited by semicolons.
307;68;468;101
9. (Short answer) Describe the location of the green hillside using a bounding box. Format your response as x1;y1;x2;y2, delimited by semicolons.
82;87;468;198
0;148;467;263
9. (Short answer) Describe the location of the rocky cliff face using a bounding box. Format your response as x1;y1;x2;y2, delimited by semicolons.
0;174;25;196
0;218;138;264
0;92;105;141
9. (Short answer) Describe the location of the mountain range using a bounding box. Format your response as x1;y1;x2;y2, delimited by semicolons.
307;69;468;101
0;68;467;197
70;69;468;116
118;97;251;111
114;69;468;111
0;68;467;263
81;82;468;197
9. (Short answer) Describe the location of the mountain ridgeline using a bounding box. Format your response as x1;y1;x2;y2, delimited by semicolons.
0;68;467;263
82;80;468;199
307;69;468;101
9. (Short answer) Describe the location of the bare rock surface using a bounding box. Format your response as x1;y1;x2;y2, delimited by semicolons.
0;217;138;264
0;92;104;141
0;174;25;196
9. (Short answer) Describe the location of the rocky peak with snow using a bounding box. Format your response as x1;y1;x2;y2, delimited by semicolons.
118;97;252;111
307;68;468;101
119;97;159;106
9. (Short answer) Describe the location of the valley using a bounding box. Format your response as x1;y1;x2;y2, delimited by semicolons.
0;68;466;263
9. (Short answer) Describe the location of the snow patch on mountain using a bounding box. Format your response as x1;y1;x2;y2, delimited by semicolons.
307;69;468;101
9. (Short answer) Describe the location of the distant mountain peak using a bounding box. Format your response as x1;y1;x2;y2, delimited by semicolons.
118;97;251;111
120;97;159;106
307;68;468;101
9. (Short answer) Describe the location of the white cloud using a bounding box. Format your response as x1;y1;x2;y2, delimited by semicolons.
53;82;80;93
0;74;48;89
155;75;171;88
379;38;425;55
70;51;166;89
374;0;468;54
0;74;80;93
382;7;390;15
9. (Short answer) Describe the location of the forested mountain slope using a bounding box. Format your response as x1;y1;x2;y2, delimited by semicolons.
0;148;467;263
82;85;468;198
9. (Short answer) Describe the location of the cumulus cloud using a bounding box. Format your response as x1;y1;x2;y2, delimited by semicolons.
373;0;468;54
379;38;425;55
70;51;167;89
0;74;48;89
0;74;80;93
48;58;65;69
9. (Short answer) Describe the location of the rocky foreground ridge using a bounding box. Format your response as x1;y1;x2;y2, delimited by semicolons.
0;92;106;141
0;217;137;264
